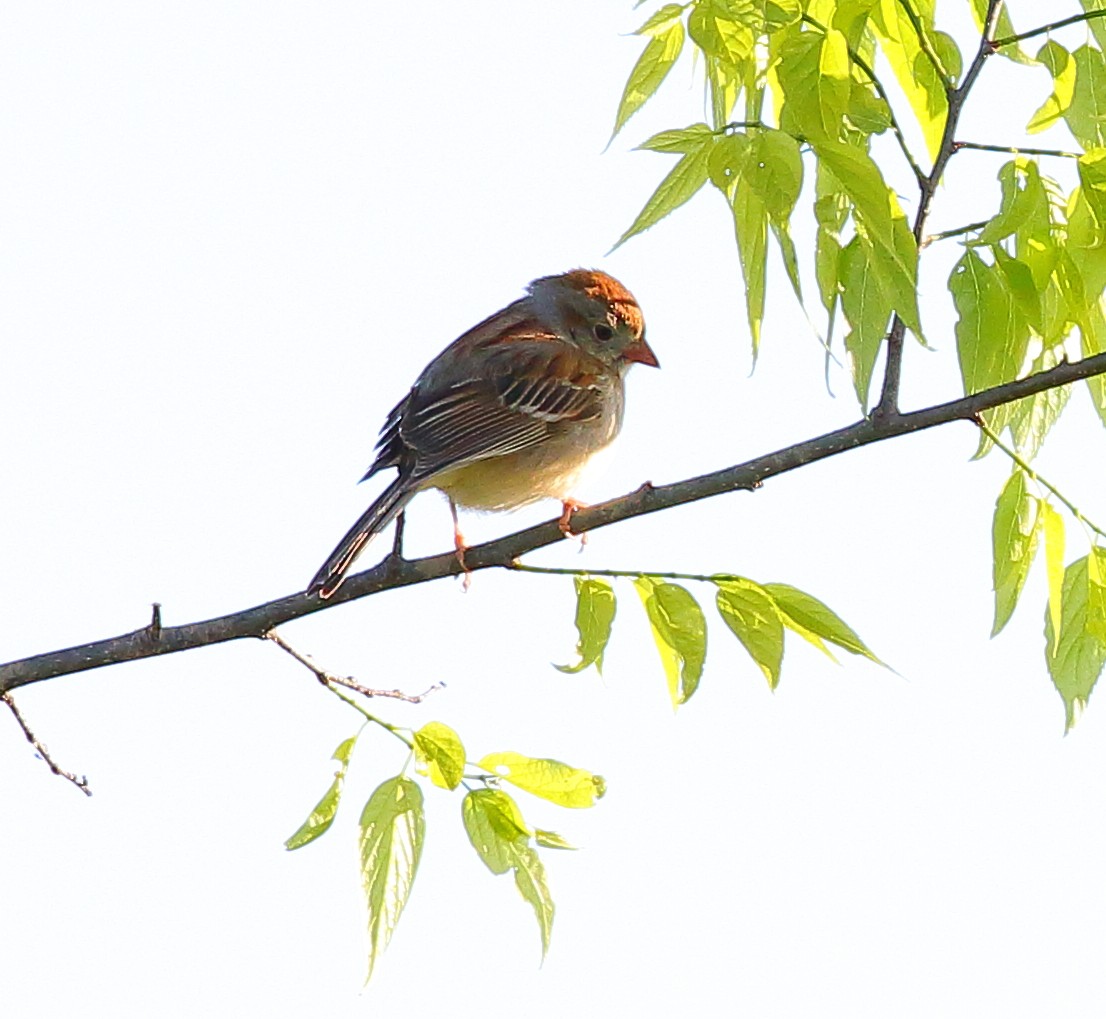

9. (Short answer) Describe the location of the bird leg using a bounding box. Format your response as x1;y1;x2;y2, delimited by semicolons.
448;497;473;590
558;499;588;549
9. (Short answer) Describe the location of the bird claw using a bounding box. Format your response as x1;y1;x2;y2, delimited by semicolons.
558;500;588;550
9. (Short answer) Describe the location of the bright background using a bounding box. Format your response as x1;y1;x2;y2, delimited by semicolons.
3;3;1105;1016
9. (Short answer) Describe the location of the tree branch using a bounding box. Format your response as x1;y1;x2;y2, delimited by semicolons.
872;0;1003;419
5;350;1106;693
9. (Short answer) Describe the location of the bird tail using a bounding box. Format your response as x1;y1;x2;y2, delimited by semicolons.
307;476;417;598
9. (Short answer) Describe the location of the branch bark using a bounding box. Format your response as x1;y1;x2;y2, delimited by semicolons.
5;350;1106;693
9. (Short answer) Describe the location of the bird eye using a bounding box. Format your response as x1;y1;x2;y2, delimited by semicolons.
593;323;614;342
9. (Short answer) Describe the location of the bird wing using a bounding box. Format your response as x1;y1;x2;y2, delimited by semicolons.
393;343;608;481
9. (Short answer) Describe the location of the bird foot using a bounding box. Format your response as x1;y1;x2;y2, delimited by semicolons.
558;500;588;550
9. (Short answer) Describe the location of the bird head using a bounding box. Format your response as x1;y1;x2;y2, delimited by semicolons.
528;269;659;369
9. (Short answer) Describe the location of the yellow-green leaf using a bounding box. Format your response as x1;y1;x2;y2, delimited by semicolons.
951;250;1030;407
463;788;530;875
839;234;893;410
634;576;707;706
991;470;1041;637
534;829;576;851
359;776;425;981
816;140;921;337
714;576;784;688
1065;45;1106;150
1028;41;1075;133
640;122;715;154
413;721;466;791
479;751;606;808
284;734;358;851
764;582;882;664
556;576;616;675
870;0;948;160
1042;501;1065;652
1045;554;1106;732
462;789;553;958
611;20;686;140
614;143;712;249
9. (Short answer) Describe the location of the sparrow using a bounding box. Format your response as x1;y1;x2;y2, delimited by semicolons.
308;269;658;598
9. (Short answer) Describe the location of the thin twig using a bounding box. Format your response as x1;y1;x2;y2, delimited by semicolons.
993;9;1106;49
2;692;92;796
955;140;1082;159
977;419;1106;540
4;349;1106;693
264;630;444;704
921;219;991;248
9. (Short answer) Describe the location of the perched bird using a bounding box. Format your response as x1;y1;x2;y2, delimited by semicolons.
308;269;658;598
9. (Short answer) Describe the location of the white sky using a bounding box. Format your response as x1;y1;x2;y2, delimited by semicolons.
3;2;1105;1016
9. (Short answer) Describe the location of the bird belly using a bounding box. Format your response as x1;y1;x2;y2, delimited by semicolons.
432;424;614;511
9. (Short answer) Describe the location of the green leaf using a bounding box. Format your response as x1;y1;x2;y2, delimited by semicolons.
1045;554;1106;732
839;235;893;410
951;249;1030;402
284;734;358;850
816;140;921;337
743;129;804;302
775;27;850;142
633;577;708;706
1077;149;1106;233
639;122;715;154
991;470;1041;637
1083;0;1106;57
534;829;576;851
478;751;606;808
611;20;686;140
688;0;756;66
556;576;616;675
714;576;784;688
412;721;466;791
764;581;882;663
463;788;530;875
870;0;949;160
359;776;425;981
1028;41;1075;133
634;2;685;35
815;161;849;316
732;158;768;355
975;160;1048;249
1065;45;1106;150
512;845;555;958
846;80;892;134
463;789;553;958
1009;347;1071;460
614;143;712;249
1042;501;1066;653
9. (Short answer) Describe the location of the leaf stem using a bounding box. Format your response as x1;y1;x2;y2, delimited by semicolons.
510;563;746;584
977;420;1106;541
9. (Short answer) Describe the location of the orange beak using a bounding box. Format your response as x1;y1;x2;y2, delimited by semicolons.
624;336;660;368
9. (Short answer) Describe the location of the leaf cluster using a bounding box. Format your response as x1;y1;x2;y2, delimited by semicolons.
284;720;603;979
611;0;1106;727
